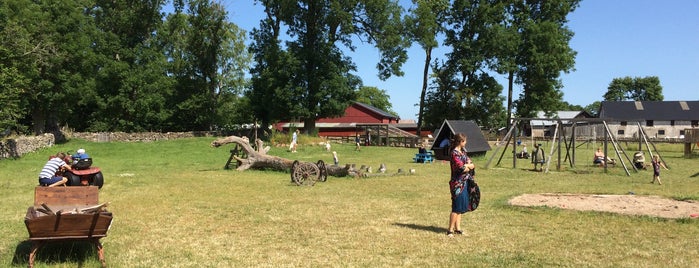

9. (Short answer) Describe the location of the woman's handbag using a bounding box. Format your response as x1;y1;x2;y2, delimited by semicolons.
467;178;480;211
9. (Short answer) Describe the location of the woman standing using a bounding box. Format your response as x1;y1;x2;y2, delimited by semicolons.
447;133;475;237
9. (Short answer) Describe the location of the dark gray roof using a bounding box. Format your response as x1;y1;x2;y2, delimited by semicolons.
353;102;399;120
599;101;699;121
431;120;491;153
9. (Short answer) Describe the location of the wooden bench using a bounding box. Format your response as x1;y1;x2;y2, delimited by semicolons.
24;186;112;268
414;152;434;163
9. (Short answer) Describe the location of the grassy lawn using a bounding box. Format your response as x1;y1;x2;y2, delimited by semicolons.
1;137;698;267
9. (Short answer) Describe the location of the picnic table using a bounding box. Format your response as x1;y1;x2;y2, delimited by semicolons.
24;186;112;268
414;151;434;163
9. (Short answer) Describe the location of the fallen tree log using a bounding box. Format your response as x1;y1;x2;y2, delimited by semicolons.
326;164;351;177
212;136;293;171
211;135;367;178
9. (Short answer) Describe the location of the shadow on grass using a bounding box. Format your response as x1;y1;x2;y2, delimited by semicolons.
13;240;97;266
392;222;446;234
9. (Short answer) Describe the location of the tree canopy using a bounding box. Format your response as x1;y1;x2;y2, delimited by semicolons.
420;0;579;130
356;86;398;117
604;76;664;101
0;0;250;135
1;0;588;137
247;0;409;134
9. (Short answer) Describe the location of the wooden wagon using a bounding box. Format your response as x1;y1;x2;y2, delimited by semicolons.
24;186;113;268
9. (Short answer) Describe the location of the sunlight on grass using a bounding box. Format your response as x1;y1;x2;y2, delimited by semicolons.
1;137;697;267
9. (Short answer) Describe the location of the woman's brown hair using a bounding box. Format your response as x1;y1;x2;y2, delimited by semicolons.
449;133;467;151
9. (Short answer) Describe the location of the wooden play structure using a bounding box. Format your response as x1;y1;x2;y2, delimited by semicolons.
683;128;699;156
24;186;112;267
485;118;668;175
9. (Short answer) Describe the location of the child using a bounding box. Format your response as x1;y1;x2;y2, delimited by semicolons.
650;155;668;185
73;148;90;159
290;130;299;152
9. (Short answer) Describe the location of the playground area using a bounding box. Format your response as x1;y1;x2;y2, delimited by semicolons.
486;118;699;174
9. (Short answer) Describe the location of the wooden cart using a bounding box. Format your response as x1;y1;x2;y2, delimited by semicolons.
24;186;112;268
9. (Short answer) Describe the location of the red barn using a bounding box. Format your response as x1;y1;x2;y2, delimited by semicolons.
276;102;429;146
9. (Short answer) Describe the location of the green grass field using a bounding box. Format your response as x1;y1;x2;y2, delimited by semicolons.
1;137;698;267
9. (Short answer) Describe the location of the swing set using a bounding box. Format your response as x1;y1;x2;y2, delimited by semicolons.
484;117;669;176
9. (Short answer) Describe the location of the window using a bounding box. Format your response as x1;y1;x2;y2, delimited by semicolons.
620;121;627;126
646;120;654;127
670;120;675;126
658;130;665;135
680;130;685;135
693;120;699;127
617;130;625;135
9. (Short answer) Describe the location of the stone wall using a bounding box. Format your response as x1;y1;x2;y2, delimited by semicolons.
0;133;55;159
0;131;218;160
70;131;216;142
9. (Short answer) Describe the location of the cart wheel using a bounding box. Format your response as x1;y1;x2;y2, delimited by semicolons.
292;162;320;186
291;160;299;183
316;160;327;182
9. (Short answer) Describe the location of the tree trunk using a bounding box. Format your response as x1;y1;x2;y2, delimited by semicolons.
212;136;292;171
212;135;356;177
416;47;432;137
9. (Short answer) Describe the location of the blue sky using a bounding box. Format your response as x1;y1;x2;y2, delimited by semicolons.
222;0;699;120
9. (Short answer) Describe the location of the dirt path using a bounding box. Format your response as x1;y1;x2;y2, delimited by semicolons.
509;193;699;219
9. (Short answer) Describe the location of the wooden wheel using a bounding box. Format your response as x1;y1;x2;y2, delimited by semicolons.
316;160;328;182
292;161;320;186
290;160;299;183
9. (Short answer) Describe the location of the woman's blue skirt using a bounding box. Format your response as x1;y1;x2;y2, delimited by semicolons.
451;186;470;213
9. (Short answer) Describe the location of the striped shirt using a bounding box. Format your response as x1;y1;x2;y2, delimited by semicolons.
39;158;66;179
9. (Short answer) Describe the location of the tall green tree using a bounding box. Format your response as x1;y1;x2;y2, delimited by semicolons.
91;0;171;132
247;0;297;130
604;76;664;101
489;0;521;129
249;0;409;134
356;86;397;116
435;0;506;128
508;0;580;118
168;0;249;131
0;65;26;134
214;18;252;129
404;0;448;135
422;61;461;131
0;1;31;134
1;0;64;134
53;0;104;132
0;0;105;135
